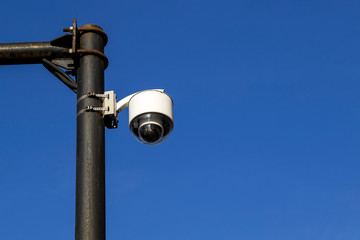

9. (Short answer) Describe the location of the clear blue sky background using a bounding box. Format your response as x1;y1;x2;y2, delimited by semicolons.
0;1;359;239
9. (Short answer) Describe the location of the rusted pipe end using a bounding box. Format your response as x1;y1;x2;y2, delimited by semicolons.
78;24;108;46
80;24;103;30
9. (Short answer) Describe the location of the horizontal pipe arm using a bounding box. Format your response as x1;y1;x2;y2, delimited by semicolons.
0;41;70;65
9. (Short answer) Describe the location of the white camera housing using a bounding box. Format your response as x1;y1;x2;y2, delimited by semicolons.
106;89;173;145
128;90;174;145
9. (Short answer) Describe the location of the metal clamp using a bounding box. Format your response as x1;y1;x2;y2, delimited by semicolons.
77;92;108;104
63;18;109;69
76;90;118;129
77;105;109;117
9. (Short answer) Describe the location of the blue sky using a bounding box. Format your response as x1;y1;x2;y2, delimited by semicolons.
0;1;360;239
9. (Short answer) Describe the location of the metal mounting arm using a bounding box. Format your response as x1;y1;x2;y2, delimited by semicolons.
0;39;72;66
0;18;109;94
116;89;165;114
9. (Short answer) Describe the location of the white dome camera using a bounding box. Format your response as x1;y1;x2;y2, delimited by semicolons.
128;90;173;145
109;89;173;145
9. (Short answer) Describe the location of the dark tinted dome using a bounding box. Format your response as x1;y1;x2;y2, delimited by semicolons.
138;123;164;144
130;112;174;145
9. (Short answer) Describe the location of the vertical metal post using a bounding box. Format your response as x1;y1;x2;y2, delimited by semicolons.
76;24;106;240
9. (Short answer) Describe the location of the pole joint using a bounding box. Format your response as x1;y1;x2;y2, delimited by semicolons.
64;18;109;70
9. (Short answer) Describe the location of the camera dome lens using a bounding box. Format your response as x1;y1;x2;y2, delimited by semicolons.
138;122;164;144
130;113;173;145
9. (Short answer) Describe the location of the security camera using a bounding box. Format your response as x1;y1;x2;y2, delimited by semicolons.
128;90;174;145
103;89;174;145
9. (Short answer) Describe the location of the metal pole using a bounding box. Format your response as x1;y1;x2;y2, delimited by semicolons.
75;24;106;240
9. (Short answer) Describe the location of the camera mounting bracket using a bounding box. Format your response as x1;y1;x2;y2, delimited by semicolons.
116;89;165;114
77;89;166;129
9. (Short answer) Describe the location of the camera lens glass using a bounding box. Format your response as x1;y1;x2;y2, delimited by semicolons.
138;123;164;144
130;112;174;145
